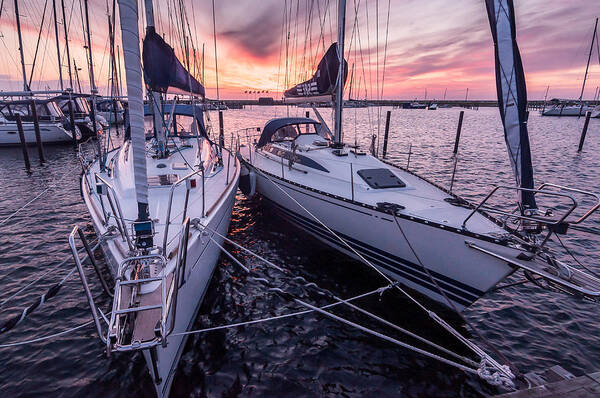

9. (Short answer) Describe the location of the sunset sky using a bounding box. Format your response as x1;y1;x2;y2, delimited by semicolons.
0;0;598;100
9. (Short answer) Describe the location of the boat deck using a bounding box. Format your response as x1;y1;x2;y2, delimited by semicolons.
496;367;600;397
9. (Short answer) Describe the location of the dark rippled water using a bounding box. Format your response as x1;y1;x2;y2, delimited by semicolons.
1;106;599;397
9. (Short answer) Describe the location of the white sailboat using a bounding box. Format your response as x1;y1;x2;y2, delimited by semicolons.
0;98;78;146
71;0;239;396
238;0;600;311
542;17;599;118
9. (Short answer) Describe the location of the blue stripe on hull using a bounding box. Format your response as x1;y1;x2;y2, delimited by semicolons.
265;198;482;308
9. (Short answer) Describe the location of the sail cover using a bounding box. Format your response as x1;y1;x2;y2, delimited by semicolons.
284;43;348;98
485;0;536;209
142;27;205;98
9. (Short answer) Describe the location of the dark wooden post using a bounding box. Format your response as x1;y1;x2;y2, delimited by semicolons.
66;93;78;147
578;111;592;152
218;110;224;160
453;111;464;155
382;110;391;159
305;111;310;118
30;100;45;163
16;115;31;171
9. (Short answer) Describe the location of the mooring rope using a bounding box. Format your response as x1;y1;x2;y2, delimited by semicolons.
0;238;101;335
0;163;81;227
0;238;100;309
199;223;477;367
256;171;515;388
200;235;486;377
172;285;390;337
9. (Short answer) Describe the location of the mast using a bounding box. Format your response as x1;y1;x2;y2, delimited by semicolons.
61;0;74;90
118;0;151;227
578;17;598;113
13;0;29;91
83;0;101;167
144;0;165;157
334;0;347;144
52;0;64;91
212;0;220;100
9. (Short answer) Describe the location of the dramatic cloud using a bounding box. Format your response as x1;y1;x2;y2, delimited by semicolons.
0;0;597;99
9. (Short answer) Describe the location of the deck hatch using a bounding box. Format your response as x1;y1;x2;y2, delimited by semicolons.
357;168;406;189
148;174;179;186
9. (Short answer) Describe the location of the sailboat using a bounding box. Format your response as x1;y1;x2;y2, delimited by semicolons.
0;98;79;146
238;0;600;311
543;18;599;117
71;1;240;396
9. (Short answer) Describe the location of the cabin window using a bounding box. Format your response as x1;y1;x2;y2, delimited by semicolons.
272;125;300;142
357;168;406;189
170;115;200;137
47;102;62;117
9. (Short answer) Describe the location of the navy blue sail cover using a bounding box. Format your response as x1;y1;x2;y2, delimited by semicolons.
485;0;536;209
284;43;348;98
142;27;205;98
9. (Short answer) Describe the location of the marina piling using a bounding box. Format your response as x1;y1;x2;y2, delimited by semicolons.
382;110;391;159
577;111;592;152
218;110;224;156
453;111;464;155
16;115;31;171
30;100;45;163
66;94;77;147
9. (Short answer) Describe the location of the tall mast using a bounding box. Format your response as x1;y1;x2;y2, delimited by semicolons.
144;0;165;157
118;0;150;226
52;0;64;91
212;0;220;100
334;0;346;144
83;0;97;94
61;0;74;90
13;0;29;91
578;17;598;112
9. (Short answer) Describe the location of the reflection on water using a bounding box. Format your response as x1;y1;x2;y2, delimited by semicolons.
0;106;599;397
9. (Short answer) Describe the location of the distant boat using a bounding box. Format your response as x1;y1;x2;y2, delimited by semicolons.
52;93;101;137
428;103;438;110
95;98;125;125
0;98;79;146
403;101;427;109
542;18;598;117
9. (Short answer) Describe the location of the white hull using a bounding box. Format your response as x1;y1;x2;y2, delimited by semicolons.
541;105;598;117
247;164;514;310
0;121;74;146
82;140;240;397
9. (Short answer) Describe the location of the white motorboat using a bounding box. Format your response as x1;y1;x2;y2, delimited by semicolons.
71;2;239;397
428;103;438;110
0;98;78;146
541;103;597;117
237;0;600;311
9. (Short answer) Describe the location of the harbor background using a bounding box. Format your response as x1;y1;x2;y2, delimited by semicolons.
1;106;599;397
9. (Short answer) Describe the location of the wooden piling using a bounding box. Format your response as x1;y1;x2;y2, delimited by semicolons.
382;110;391;159
16;115;31;171
578;111;592;152
66;94;78;147
218;110;224;156
30;100;45;163
453;111;464;155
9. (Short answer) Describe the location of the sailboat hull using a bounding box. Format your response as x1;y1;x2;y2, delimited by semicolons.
0;122;75;146
246;163;515;311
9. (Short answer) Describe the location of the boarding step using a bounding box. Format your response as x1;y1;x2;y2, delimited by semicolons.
466;241;600;300
108;254;175;352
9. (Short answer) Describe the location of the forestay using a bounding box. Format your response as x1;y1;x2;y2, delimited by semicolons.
485;0;536;209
